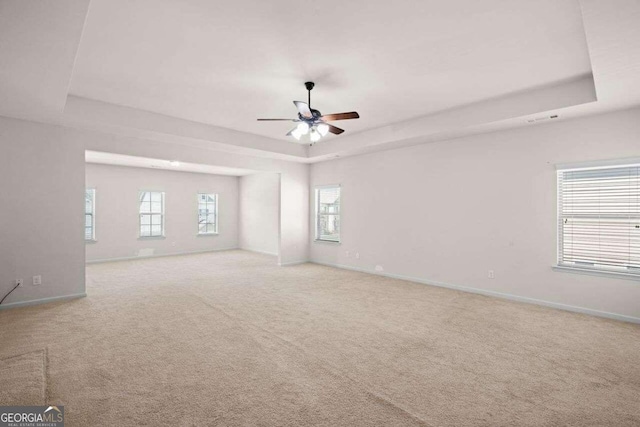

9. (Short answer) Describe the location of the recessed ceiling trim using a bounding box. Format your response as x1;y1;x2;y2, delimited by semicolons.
65;96;308;160
309;74;597;159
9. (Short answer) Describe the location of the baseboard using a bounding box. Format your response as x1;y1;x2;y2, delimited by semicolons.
240;248;279;257
311;261;640;324
278;260;309;267
0;293;87;311
86;247;240;264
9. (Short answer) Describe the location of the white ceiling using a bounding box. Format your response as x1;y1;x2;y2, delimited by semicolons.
0;0;89;121
1;0;639;163
85;151;257;176
69;0;592;141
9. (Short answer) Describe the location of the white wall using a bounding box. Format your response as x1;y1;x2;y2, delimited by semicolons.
0;116;86;308
310;107;640;321
239;173;280;256
82;132;309;265
0;117;308;309
85;163;239;262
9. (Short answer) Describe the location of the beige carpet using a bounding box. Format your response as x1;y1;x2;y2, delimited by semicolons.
1;250;639;426
0;350;46;405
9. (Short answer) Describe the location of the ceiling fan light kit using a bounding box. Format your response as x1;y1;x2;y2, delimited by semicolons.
257;82;360;145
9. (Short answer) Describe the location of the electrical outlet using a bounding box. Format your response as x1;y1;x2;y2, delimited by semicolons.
488;270;495;279
32;275;42;286
355;252;360;259
16;279;23;287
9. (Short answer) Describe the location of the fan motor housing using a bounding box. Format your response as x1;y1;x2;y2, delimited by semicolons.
298;109;322;123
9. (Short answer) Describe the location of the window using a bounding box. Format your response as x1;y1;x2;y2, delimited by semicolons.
197;193;218;234
85;188;96;241
315;185;341;242
139;191;164;237
557;164;640;276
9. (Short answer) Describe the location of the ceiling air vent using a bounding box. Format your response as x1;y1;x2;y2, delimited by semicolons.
527;114;559;124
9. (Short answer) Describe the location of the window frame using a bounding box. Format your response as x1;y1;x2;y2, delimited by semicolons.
555;162;640;281
85;188;96;242
197;193;219;236
138;191;165;239
315;184;341;244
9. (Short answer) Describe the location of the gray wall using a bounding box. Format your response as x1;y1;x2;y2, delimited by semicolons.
85;163;239;262
0;116;86;308
239;173;280;256
310;107;640;321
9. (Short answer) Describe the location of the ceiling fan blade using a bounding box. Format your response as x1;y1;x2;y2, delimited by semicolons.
257;118;295;121
326;124;345;135
320;112;360;121
293;101;313;119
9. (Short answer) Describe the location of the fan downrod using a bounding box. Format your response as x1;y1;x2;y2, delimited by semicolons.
305;81;315;107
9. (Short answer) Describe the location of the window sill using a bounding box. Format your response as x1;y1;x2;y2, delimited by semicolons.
85;239;98;244
552;265;640;282
138;236;166;240
314;239;341;245
197;233;219;237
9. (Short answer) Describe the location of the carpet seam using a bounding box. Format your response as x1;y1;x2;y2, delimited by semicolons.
44;347;49;405
0;349;47;406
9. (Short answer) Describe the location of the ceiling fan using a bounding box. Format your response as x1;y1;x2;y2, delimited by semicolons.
257;81;359;145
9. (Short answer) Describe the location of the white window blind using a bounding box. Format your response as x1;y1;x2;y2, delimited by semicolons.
85;188;95;241
139;191;165;237
558;164;640;275
315;185;341;242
